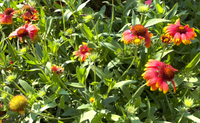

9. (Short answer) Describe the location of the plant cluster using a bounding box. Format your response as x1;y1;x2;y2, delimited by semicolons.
0;0;200;123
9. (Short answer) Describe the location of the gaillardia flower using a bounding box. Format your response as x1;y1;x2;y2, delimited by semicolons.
121;25;153;48
9;95;27;114
21;5;38;22
142;60;178;94
9;23;39;42
89;97;95;103
164;19;197;45
161;34;172;44
51;65;64;74
0;8;14;25
73;42;91;62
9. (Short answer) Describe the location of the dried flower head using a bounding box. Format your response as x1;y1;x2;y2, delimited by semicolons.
9;95;27;114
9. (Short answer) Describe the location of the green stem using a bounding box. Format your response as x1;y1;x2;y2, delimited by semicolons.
179;89;189;103
126;83;146;106
160;44;166;61
178;113;184;123
118;47;138;81
13;81;26;95
140;14;143;24
91;20;99;45
109;0;114;36
0;89;13;97
94;62;96;83
27;108;77;120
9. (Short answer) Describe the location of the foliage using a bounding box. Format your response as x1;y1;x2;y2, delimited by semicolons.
0;0;199;122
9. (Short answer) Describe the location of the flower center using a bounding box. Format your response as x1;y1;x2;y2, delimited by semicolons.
4;8;14;15
159;65;175;81
131;25;147;37
133;38;142;45
17;28;29;37
177;25;186;34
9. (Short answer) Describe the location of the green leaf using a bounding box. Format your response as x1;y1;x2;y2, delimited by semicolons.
82;23;94;40
102;96;120;106
144;19;170;28
19;79;34;94
40;102;56;112
111;114;121;121
77;104;92;110
156;3;163;14
35;43;43;59
129;115;141;123
80;110;96;122
77;0;90;11
185;52;200;72
184;114;200;122
59;95;65;109
164;3;178;19
67;82;85;88
121;85;131;100
100;42;122;52
64;9;72;21
62;108;79;116
114;80;137;88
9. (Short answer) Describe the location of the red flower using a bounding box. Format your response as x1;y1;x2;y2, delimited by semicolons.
73;42;91;62
51;65;64;74
164;19;197;45
9;61;13;64
0;8;14;25
9;23;39;42
142;60;178;94
145;0;152;6
21;5;38;22
121;25;153;48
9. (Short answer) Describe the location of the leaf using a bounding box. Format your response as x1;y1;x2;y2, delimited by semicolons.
184;114;200;122
164;3;178;19
156;3;163;14
144;19;170;28
19;79;34;94
111;114;121;121
58;88;69;95
62;108;79;116
82;24;94;40
102;96;120;106
77;0;90;11
64;9;72;21
35;43;43;59
77;104;92;110
80;110;96;122
185;52;200;72
100;42;122;52
40;102;56;112
67;82;85;88
129;114;141;123
114;80;137;88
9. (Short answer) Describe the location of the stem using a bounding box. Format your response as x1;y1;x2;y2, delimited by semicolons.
109;0;114;36
178;113;184;123
0;89;13;97
160;44;166;61
179;89;189;103
140;14;143;24
27;108;77;120
91;20;99;45
126;83;146;106
118;47;138;81
13;81;26;95
94;62;96;83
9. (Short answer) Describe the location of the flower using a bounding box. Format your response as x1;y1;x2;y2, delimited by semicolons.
183;97;194;108
21;5;38;22
89;97;95;103
142;60;178;94
136;4;149;13
161;34;172;44
0;8;14;25
9;23;39;42
9;61;13;64
73;42;91;62
9;95;27;114
164;19;197;45
145;0;152;6
51;65;64;74
121;25;153;48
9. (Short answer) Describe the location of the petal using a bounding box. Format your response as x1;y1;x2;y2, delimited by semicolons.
145;60;165;68
171;80;176;93
158;80;168;94
144;33;152;48
173;32;181;45
150;84;158;91
142;69;159;80
146;77;159;86
175;19;181;26
181;34;190;45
